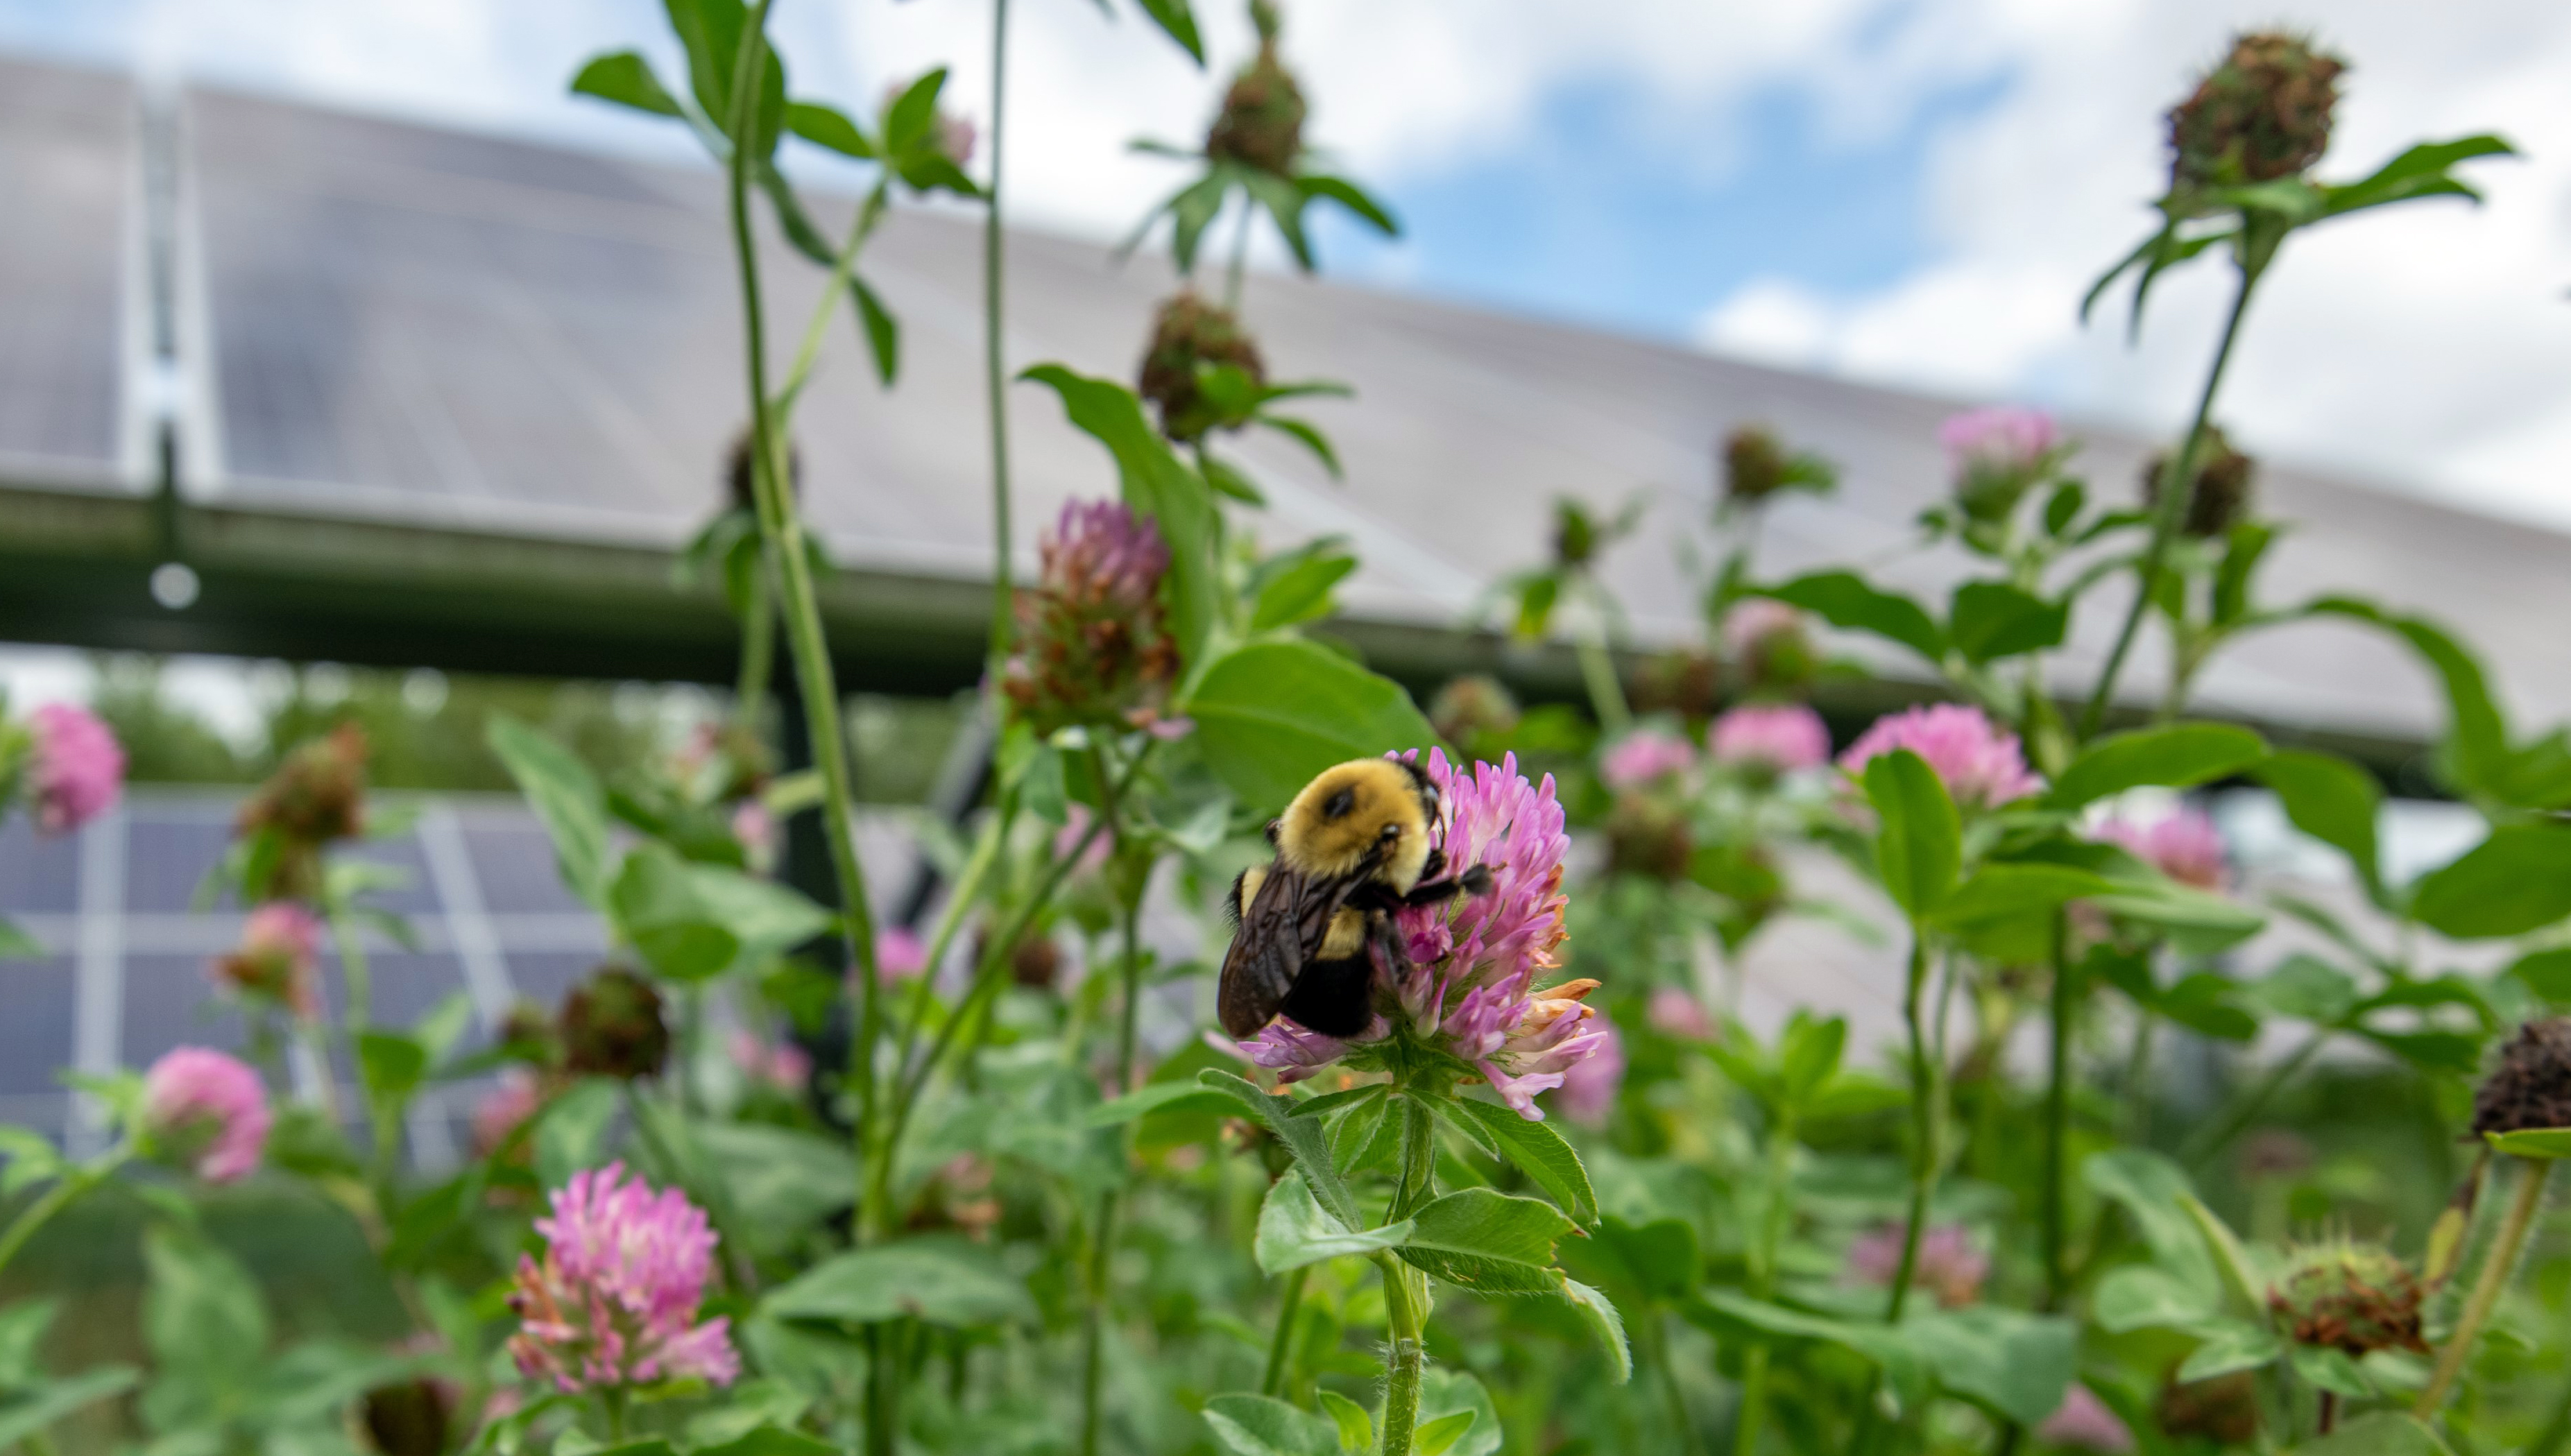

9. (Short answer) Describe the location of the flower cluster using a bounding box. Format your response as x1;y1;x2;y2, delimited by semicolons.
1846;1222;1988;1309
2096;807;2228;890
142;1047;271;1184
875;927;930;983
2472;1016;2571;1137
211;902;324;1020
2167;31;2345;196
1840;703;2043;811
1204;0;1304;175
2267;1239;2427;1357
17;703;125;835
561;967;671;1081
1940;405;2060;524
506;1163;737;1391
1599;728;1695;789
998;499;1181;737
1246;751;1603;1120
1709;703;1831;775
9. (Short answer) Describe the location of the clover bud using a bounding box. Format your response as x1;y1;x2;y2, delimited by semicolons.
1137;292;1266;444
2473;1016;2571;1137
1204;3;1305;176
2168;32;2347;195
1428;674;1521;748
2142;426;2256;536
560;966;670;1081
1723;426;1789;504
1551;500;1598;569
2266;1239;2427;1357
236;723;369;901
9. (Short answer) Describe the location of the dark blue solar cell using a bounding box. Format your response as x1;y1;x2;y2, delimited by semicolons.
122;816;237;913
0;957;75;1094
458;825;588;914
0;818;80;914
338;834;444;915
315;951;466;1033
504;952;598;1014
120;954;255;1065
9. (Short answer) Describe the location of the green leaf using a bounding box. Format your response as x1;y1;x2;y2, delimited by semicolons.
610;844;831;982
1948;581;2067;663
1415;1412;1477;1456
1865;749;1960;920
0;917;38;959
0;1367;139;1450
2310;599;2509;800
1559;1217;1700;1308
1438;1097;1599;1227
2486;1127;2571;1158
1186;641;1437;814
2357;1028;2484;1077
690;1425;840;1456
1131;0;1205;62
488;715;613;907
1300;173;1400;236
2213;522;2275;626
2251;751;2383;896
355;1030;428;1106
2413;825;2571;939
2508;948;2571;1004
1202;1393;1340;1456
0;1299;53;1387
1317;1391;1372;1454
0;1126;65;1197
1416;1369;1502;1456
1757;572;1945;664
2092;1265;2216;1333
1689;1292;1931;1413
1197;1072;1362;1230
570;51;684;119
2321;135;2516;216
1254;1169;1412;1274
1020;365;1222;667
691;1122;854;1244
2292;1345;2374;1398
1249;539;1359;633
2083;1149;2215;1293
142;1224;268;1384
1929;864;2114;930
765;1237;1035;1327
2049;723;2268;810
535;1078;621;1189
1397;1190;1576;1294
784;99;873;158
849;275;899;387
2294;1412;2456;1456
1907;1306;2077;1428
2180;1194;2266;1317
1086;1081;1238;1126
2177;1319;2282;1382
1558;1278;1634;1385
2245;954;2360;1025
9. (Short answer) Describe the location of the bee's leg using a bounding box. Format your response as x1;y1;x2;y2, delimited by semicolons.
1396;863;1492;908
1417;846;1448;882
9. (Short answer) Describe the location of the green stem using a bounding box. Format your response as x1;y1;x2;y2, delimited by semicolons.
1734;1110;1798;1456
733;567;774;737
724;1;885;1234
1885;933;1936;1322
2180;1031;2326;1172
887;804;1011;1095
1261;1265;1310;1398
2416;1157;2552;1419
1574;585;1631;737
983;0;1015;670
2079;261;2261;739
601;1387;628;1442
1377;1252;1427;1456
2522;1357;2571;1456
0;1158;115;1280
2042;910;2074;1310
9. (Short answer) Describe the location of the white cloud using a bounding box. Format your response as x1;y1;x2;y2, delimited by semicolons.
1696;0;2571;528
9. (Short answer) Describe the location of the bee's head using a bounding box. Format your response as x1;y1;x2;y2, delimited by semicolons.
1278;757;1438;889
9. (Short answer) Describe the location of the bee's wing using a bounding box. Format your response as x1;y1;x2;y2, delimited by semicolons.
1217;865;1361;1038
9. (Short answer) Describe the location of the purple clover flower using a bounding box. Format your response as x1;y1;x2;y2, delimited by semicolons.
1000;499;1181;736
1708;703;1831;773
1839;703;2043;810
2037;1383;2135;1453
24;702;124;834
2094;807;2228;890
507;1162;738;1392
212;902;324;1020
1243;751;1605;1120
142;1047;271;1184
1599;728;1696;789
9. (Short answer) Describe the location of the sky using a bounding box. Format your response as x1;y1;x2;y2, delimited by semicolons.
0;0;2565;726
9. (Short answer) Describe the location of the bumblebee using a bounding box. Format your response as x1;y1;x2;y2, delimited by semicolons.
1218;757;1491;1038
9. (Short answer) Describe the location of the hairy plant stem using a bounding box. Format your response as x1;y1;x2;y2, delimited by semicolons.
887;805;1011;1090
723;1;885;1242
733;569;774;736
2042;910;2074;1310
2079;261;2262;739
1080;781;1145;1456
983;0;1015;669
2416;1156;2552;1418
1261;1265;1310;1398
2180;1031;2326;1172
1377;1095;1439;1456
1732;1108;1798;1456
1885;934;1938;1322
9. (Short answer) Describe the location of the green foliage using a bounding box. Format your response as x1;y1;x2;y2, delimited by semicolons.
1185;641;1438;812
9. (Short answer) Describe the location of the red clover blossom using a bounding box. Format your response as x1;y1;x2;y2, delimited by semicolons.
142;1047;272;1184
1839;703;2043;810
23;702;125;834
507;1162;738;1392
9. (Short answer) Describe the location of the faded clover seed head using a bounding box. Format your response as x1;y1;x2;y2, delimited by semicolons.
212;901;325;1020
998;499;1181;738
561;966;671;1081
1428;674;1521;747
1245;751;1601;1120
1204;10;1306;177
2168;32;2347;196
142;1047;271;1184
23;702;124;835
1839;703;2044;811
2094;807;2229;891
237;723;369;900
2266;1239;2427;1357
1723;425;1788;504
2473;1016;2571;1137
1138;292;1267;444
506;1162;737;1391
2143;427;2257;537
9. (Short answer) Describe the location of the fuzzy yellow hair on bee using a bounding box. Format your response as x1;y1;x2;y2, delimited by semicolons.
1217;757;1489;1040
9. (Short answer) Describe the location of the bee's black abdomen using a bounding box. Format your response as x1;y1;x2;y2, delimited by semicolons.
1279;954;1375;1037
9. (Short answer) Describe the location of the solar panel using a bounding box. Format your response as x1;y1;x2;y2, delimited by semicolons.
0;56;134;490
